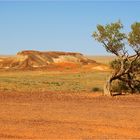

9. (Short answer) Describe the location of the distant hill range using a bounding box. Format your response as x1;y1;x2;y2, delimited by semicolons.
0;50;109;71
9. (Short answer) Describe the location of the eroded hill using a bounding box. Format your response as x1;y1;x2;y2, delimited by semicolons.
0;50;109;71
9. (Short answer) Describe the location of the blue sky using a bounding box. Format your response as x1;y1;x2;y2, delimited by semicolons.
0;1;140;55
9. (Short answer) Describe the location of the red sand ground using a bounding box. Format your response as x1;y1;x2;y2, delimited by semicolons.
0;91;140;139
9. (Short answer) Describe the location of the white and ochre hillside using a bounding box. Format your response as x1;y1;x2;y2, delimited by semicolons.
0;50;109;70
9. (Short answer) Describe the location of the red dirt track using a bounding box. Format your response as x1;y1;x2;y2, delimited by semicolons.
0;92;140;139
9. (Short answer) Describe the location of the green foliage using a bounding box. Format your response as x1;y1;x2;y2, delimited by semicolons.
111;80;129;93
133;82;140;92
131;59;140;74
93;21;126;55
112;79;140;93
117;57;140;76
110;59;121;70
128;22;140;52
110;59;131;71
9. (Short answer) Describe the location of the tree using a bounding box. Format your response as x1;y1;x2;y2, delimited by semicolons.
92;21;140;96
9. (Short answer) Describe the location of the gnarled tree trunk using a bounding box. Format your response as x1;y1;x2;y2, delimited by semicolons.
103;75;113;96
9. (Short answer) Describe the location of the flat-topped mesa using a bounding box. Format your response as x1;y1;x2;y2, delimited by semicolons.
0;50;97;70
17;50;41;55
17;50;83;57
17;50;96;64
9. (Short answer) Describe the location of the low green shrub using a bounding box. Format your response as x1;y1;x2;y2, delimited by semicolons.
111;80;129;93
92;87;102;92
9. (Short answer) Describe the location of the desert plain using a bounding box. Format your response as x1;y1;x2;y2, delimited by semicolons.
0;52;140;139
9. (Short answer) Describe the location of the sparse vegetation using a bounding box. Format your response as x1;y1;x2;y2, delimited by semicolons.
0;71;109;93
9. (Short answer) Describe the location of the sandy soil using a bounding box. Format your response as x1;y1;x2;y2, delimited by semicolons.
0;91;140;140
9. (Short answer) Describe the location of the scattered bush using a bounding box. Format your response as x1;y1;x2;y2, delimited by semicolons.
111;80;129;93
92;87;102;92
